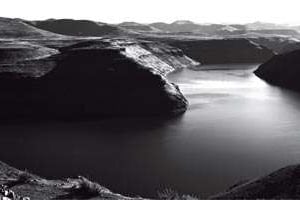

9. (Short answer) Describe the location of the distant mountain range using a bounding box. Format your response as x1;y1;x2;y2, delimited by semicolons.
117;20;300;37
1;16;300;56
14;18;300;38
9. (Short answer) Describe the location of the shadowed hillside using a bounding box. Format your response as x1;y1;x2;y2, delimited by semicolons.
29;19;125;37
0;37;198;119
0;17;62;38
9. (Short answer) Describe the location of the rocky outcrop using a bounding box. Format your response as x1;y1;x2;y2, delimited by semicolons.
2;160;300;199
155;38;275;64
28;19;125;37
0;38;192;119
255;49;300;91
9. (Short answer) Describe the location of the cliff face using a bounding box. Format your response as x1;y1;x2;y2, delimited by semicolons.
255;49;300;91
0;38;195;119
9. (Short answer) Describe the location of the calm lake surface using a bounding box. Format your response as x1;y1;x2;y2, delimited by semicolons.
1;64;300;198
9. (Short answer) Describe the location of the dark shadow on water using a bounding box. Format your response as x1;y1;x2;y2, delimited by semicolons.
0;113;186;198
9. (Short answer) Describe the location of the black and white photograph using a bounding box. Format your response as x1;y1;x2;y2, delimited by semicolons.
1;0;300;199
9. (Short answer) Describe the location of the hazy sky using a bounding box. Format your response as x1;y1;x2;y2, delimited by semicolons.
1;0;300;25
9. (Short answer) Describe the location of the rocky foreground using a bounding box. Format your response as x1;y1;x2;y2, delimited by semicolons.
0;161;145;200
1;161;300;200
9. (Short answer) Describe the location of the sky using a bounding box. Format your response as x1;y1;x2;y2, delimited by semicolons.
1;0;300;25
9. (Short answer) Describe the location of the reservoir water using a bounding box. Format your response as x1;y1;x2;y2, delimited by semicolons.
1;64;300;198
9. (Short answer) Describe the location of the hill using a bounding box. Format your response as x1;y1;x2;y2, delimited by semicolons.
0;17;62;38
29;19;125;37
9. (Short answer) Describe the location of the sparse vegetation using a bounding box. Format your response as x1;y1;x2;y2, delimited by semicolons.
158;188;199;200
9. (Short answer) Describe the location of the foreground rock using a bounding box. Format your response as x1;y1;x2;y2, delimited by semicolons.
255;49;300;91
2;161;300;199
0;38;196;119
0;161;145;200
118;22;160;33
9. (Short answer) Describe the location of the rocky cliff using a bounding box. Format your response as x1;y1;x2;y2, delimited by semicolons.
255;49;300;91
151;38;275;65
0;38;197;119
0;161;144;200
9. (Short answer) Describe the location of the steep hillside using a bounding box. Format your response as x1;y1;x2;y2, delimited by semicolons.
255;49;300;91
0;17;62;38
0;38;197;119
29;19;125;37
0;41;58;65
